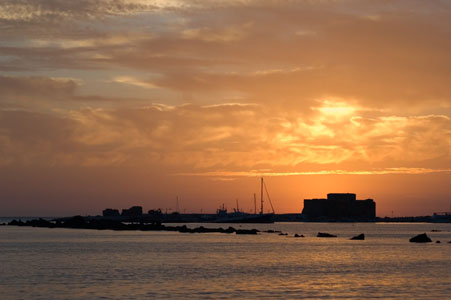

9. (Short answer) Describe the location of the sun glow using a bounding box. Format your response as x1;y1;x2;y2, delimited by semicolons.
1;0;450;217
315;99;357;117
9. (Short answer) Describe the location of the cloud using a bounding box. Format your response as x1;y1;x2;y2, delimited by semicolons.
0;75;79;110
181;22;252;42
112;76;159;89
0;110;78;166
0;75;78;97
0;102;449;173
1;0;450;115
176;167;451;178
1;0;450;179
0;0;156;22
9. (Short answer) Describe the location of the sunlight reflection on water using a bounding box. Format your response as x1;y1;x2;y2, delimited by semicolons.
1;223;450;299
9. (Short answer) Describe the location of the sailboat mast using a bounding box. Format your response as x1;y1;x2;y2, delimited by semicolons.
260;177;264;214
254;193;257;214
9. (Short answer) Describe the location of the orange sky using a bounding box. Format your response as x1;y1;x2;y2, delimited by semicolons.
0;0;450;217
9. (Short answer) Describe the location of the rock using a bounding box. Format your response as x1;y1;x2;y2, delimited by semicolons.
178;225;192;233
27;218;53;228
8;220;25;226
294;234;304;238
350;233;365;240
223;226;236;234
436;240;441;243
409;233;432;243
193;226;208;233
63;216;87;228
278;232;288;236
236;229;258;235
431;229;442;232
317;232;337;238
87;219;125;230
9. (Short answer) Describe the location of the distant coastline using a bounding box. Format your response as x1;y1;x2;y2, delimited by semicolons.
1;213;449;224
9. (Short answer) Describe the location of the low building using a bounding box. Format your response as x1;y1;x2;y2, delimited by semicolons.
102;208;120;217
302;193;375;220
121;206;143;217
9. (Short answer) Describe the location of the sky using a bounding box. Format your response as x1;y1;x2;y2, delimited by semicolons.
0;0;450;217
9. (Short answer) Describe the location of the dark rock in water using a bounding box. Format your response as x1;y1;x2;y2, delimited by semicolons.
431;229;442;232
8;220;25;226
193;226;208;233
409;233;432;243
236;229;258;235
436;240;441;243
294;234;304;238
64;215;87;228
27;218;54;228
350;233;365;240
317;232;337;238
88;219;126;230
278;232;288;236
264;230;282;234
223;226;236;234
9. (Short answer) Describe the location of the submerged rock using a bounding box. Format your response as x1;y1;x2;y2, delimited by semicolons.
236;229;258;235
317;232;337;238
409;233;432;243
294;233;304;238
350;233;365;240
436;240;441;243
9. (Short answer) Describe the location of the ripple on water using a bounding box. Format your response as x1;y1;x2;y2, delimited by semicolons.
0;223;450;300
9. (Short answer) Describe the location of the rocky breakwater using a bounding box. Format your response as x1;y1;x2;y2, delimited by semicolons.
7;217;260;235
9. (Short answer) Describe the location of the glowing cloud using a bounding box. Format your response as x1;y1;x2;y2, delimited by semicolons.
0;0;450;216
112;76;159;89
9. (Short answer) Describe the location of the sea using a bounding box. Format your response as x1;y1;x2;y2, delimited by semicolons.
0;219;450;300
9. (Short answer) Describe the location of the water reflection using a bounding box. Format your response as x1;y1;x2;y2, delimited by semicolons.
0;223;450;299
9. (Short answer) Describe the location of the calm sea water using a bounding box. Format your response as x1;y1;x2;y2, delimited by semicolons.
0;221;450;300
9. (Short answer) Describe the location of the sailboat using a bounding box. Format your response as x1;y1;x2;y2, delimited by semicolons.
214;177;275;223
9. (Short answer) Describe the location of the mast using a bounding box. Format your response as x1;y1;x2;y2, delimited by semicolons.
263;179;275;214
260;177;264;214
254;193;257;214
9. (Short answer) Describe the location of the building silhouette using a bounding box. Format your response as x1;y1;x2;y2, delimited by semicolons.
302;193;375;220
121;206;143;217
102;208;120;217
